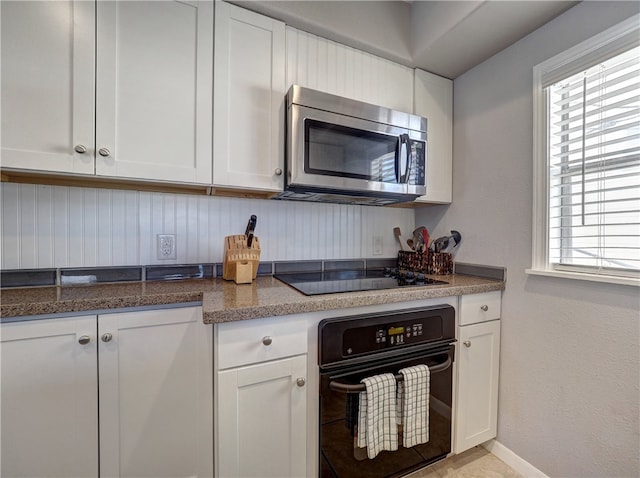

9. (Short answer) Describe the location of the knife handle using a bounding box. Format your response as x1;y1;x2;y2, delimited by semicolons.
245;214;257;237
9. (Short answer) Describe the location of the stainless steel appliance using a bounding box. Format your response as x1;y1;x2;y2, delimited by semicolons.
318;306;456;477
279;85;427;206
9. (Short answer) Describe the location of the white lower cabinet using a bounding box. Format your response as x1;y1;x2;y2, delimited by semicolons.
0;315;99;478
98;307;213;478
454;293;501;454
0;306;213;478
214;314;308;478
217;355;307;478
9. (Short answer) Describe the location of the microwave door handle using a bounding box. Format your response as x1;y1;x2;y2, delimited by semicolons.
395;136;402;183
398;134;411;183
397;134;409;183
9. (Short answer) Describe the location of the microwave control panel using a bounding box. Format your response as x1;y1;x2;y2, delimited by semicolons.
409;141;426;186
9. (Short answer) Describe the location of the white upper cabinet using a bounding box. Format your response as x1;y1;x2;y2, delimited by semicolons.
286;27;414;113
96;1;213;183
414;69;453;204
1;0;213;184
213;2;286;192
1;1;95;175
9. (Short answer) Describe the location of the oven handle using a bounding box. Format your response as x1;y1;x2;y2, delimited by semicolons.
328;355;452;394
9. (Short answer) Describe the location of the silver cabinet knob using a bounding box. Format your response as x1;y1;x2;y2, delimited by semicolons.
98;148;111;157
101;333;113;343
74;144;87;154
262;336;272;346
463;340;471;347
78;335;90;345
296;377;306;387
480;305;489;312
274;168;283;176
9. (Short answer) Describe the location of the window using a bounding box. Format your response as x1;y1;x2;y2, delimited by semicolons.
530;15;640;286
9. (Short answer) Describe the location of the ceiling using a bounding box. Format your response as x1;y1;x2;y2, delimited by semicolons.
410;1;580;78
231;0;580;79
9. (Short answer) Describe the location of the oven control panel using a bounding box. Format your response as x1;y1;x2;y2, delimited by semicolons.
318;305;456;367
341;314;446;357
375;323;424;346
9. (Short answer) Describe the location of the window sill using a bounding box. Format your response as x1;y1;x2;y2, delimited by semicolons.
525;268;640;287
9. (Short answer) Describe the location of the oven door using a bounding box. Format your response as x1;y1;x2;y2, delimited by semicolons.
288;104;426;197
319;344;454;478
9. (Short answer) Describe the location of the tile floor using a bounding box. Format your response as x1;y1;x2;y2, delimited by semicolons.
407;446;524;478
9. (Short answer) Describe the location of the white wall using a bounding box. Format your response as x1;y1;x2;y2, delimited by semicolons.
416;2;640;477
0;183;414;269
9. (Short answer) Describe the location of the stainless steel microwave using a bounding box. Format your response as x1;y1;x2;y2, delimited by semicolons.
279;85;427;206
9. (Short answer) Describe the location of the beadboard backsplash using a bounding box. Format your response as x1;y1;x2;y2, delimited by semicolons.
1;183;415;270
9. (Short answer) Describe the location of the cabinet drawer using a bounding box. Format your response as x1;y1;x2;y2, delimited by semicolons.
216;315;307;370
459;291;501;326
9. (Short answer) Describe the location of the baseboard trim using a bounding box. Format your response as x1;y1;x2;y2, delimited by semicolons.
483;439;549;478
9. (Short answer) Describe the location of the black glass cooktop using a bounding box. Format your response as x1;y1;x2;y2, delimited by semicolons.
274;269;448;296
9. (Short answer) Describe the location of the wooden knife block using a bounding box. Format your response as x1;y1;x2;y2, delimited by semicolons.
222;235;261;284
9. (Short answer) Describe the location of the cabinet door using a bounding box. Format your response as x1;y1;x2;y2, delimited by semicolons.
414;69;453;204
217;355;307;478
454;319;500;453
95;1;213;184
213;2;286;192
0;316;99;478
98;307;213;478
1;0;95;174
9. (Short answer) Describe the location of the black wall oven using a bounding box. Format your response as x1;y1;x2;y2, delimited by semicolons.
318;306;456;478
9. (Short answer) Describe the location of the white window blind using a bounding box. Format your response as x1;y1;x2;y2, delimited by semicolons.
546;45;640;277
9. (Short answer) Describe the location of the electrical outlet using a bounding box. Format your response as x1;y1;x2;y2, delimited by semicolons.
373;236;383;255
157;234;176;260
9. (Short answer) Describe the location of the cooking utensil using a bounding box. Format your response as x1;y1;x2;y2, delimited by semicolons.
422;228;430;252
432;230;462;253
450;230;462;250
407;238;415;250
393;227;407;251
245;214;257;247
244;215;257;237
412;226;427;252
433;236;449;253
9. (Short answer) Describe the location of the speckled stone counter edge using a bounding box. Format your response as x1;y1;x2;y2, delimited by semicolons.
202;280;504;323
1;274;504;324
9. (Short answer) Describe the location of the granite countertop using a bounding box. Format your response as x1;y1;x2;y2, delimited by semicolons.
0;274;504;323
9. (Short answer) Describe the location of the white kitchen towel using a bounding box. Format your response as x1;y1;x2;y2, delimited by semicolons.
357;373;398;459
397;364;430;448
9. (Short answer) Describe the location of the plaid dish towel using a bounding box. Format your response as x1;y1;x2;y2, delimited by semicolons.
357;373;398;459
397;364;430;448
